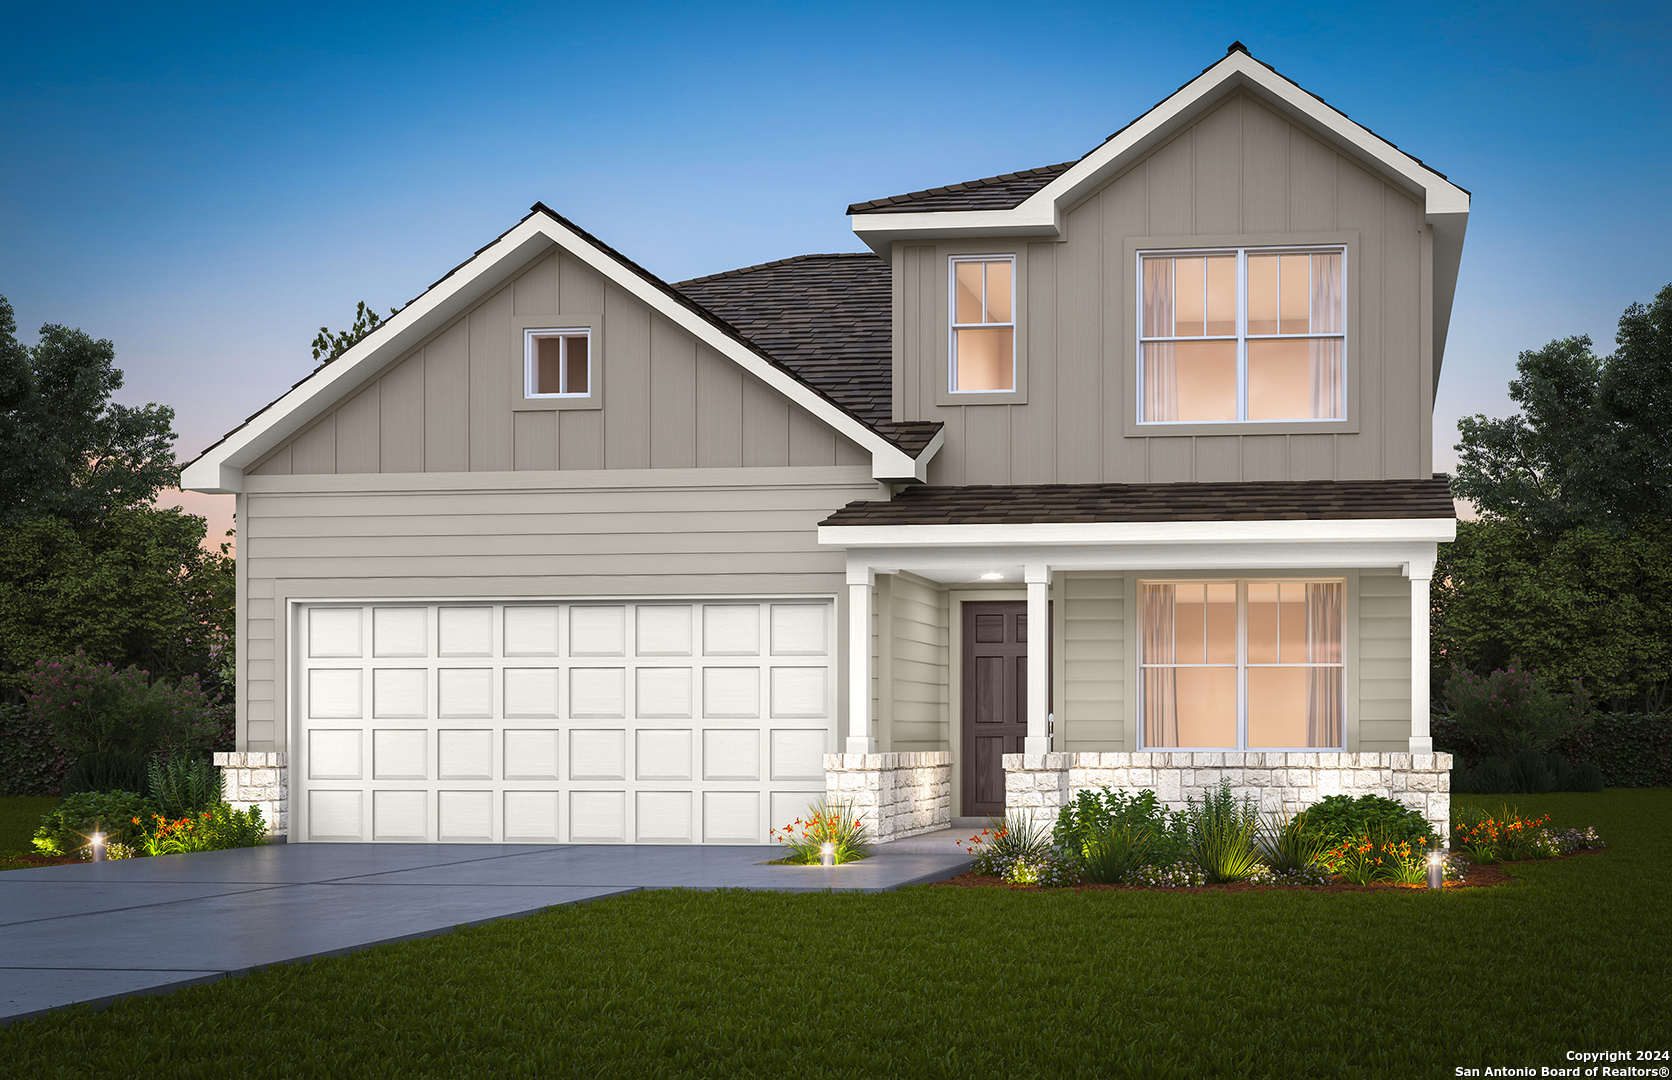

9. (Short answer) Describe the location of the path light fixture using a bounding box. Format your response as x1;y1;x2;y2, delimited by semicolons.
820;841;836;867
1427;849;1444;890
90;833;105;863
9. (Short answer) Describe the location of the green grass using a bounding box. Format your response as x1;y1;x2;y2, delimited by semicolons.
2;790;1667;1078
0;796;58;870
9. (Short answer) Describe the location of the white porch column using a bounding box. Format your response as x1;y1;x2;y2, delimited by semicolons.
1406;559;1434;754
846;563;876;754
1025;563;1051;754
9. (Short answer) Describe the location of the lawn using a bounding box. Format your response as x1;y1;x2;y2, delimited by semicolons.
0;796;58;870
1;790;1667;1079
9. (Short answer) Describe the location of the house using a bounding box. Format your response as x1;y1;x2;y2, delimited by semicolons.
183;44;1462;845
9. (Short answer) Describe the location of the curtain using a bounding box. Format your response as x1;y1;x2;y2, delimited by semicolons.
1143;344;1179;421
1309;252;1343;419
1305;582;1343;747
1142;584;1179;747
1310;339;1341;419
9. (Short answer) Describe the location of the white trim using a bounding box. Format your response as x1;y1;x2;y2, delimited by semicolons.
523;327;592;399
850;50;1469;374
820;517;1456;549
183;211;936;494
947;255;1017;395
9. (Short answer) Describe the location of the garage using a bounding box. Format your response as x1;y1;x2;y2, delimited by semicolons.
293;599;836;844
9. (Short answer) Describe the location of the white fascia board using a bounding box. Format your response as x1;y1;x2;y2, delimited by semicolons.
819;517;1456;549
831;539;1441;576
184;212;933;493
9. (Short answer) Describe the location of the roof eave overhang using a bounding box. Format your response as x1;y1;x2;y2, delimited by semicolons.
183;211;938;494
850;50;1470;377
819;516;1458;549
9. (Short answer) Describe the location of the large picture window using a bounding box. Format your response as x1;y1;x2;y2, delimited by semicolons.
1140;580;1343;750
1139;248;1343;423
949;257;1015;393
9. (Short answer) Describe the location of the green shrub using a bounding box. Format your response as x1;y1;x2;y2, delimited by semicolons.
32;790;156;856
1257;808;1328;874
1573;761;1606;792
0;701;70;797
62;750;148;795
138;803;267;855
1183;780;1262;884
147;755;224;819
1300;794;1438;847
1567;713;1672;787
1509;749;1559;794
1441;661;1591;763
1052;788;1185;882
960;812;1065;881
1456;753;1607;794
27;652;222;764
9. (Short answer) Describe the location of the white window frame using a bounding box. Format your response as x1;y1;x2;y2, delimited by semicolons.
1134;246;1347;425
523;327;592;399
947;255;1017;395
1137;577;1346;752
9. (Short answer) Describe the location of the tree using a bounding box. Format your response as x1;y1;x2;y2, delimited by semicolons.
0;296;179;528
1452;283;1672;536
311;301;399;364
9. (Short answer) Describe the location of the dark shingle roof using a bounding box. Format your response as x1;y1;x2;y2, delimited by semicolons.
820;478;1458;527
674;253;905;434
846;162;1076;215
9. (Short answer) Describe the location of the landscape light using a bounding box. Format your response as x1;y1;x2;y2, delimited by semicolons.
1427;849;1444;890
820;841;836;867
91;833;105;863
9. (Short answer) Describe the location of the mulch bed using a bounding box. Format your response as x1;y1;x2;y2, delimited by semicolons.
0;851;87;869
927;854;1611;893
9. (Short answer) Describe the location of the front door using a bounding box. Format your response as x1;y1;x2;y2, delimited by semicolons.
961;601;1047;819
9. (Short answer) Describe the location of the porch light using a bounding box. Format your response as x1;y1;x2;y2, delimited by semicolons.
820;841;836;867
90;833;105;863
1426;849;1443;890
980;572;1004;580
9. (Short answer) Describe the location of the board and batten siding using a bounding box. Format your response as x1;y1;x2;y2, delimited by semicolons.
897;91;1433;487
235;466;886;753
248;248;870;477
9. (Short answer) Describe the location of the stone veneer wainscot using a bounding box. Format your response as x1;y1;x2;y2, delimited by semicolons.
1004;752;1454;839
822;752;952;842
213;752;289;839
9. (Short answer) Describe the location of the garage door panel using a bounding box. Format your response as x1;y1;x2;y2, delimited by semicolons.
297;599;832;844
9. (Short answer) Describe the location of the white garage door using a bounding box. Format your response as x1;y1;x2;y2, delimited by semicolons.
293;599;835;844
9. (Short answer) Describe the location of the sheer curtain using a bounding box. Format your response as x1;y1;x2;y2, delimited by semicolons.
1142;584;1179;747
1304;582;1343;747
1309;253;1342;419
1142;259;1179;421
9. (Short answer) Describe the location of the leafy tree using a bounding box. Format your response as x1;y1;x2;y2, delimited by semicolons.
0;296;179;528
1452;283;1672;536
311;301;399;363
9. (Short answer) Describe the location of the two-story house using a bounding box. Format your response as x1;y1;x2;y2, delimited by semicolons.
183;44;1463;846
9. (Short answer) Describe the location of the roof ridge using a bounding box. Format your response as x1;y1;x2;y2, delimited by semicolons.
846;160;1078;215
673;251;882;287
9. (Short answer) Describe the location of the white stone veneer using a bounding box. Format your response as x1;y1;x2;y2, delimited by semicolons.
1004;752;1453;839
213;752;288;838
823;752;953;842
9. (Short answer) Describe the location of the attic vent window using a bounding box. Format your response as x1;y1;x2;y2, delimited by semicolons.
949;257;1015;393
525;330;590;398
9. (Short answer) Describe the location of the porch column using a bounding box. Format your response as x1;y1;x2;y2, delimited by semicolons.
1406;560;1434;754
846;563;876;754
1025;563;1051;754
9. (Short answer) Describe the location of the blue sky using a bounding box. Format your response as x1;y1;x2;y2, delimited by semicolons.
3;2;1668;544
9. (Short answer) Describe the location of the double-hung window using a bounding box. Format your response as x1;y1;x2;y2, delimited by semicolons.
524;329;591;398
949;257;1015;392
1140;579;1344;750
1139;248;1344;423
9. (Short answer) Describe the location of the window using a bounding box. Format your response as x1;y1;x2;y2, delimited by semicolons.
1138;248;1343;423
1140;580;1343;749
524;329;590;398
950;257;1015;392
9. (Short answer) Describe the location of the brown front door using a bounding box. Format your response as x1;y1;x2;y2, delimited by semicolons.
961;600;1049;819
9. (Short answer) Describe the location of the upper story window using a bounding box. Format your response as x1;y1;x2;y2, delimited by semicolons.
950;257;1015;393
1138;248;1344;423
524;329;590;398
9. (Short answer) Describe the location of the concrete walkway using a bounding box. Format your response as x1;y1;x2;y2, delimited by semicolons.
0;840;970;1025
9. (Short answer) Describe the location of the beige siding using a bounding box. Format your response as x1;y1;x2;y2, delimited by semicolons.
1357;569;1413;751
1060;572;1125;751
886;572;949;751
904;91;1431;485
235;466;885;752
250;249;868;476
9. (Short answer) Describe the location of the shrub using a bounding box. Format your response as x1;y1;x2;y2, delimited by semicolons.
1452;806;1555;862
1441;661;1591;764
1257;808;1328;874
1183;780;1262;884
1568;713;1672;787
1572;761;1606;792
1300;794;1439;848
137;803;267;855
147;755;224;819
1455;752;1607;794
63;751;148;795
27;652;222;765
769;799;872;864
1001;851;1080;888
1052;788;1185;883
0;700;70;796
1321;831;1434;885
959;813;1070;883
32;791;156;856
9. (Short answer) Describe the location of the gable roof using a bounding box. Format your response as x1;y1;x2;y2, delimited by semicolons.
846;162;1075;216
849;43;1470;382
181;206;942;494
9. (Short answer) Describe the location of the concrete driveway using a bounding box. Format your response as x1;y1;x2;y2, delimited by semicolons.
0;837;970;1025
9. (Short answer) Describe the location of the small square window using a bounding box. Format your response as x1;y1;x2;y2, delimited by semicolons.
950;258;1015;393
525;330;590;398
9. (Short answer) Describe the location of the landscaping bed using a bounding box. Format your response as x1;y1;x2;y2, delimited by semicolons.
933;857;1523;892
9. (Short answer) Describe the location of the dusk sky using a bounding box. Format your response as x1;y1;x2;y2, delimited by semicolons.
4;2;1668;548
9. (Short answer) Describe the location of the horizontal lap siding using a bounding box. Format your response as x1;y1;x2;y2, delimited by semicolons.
1062;572;1125;751
888;572;948;751
239;469;882;752
1357;569;1412;750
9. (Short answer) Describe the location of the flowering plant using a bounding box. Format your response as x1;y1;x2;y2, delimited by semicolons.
1452;806;1605;863
1125;861;1207;888
959;813;1079;887
770;799;872;864
136;802;267;856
